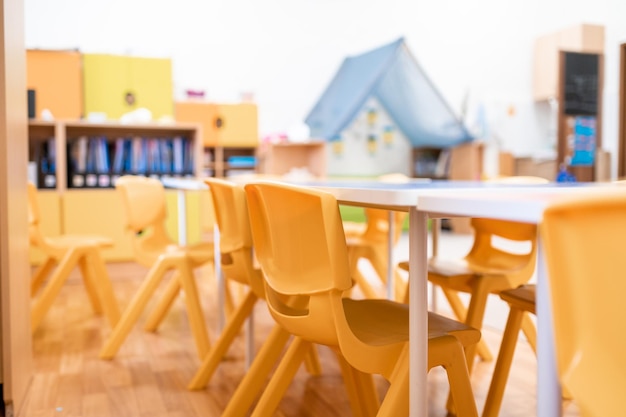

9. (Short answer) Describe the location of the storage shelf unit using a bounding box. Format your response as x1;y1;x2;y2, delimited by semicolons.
27;120;206;262
257;141;327;177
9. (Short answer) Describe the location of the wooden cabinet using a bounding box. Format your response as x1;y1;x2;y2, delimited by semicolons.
257;141;327;177
27;121;206;262
411;142;483;180
26;49;83;119
83;54;174;120
533;24;604;101
175;101;259;177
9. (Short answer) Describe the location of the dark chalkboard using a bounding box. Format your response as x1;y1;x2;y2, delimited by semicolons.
564;52;599;116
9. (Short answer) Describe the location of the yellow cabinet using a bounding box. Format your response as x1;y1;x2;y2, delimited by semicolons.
83;54;174;120
175;101;258;147
26;49;83;119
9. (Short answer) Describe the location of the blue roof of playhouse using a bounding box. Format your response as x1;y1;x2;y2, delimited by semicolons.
305;37;473;147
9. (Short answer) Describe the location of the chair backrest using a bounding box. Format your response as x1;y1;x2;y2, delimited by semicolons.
465;218;537;286
114;175;173;265
244;181;353;345
360;208;406;244
463;175;544;285
541;189;626;416
204;178;264;298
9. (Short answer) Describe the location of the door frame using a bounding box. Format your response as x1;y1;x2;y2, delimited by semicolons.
619;43;626;177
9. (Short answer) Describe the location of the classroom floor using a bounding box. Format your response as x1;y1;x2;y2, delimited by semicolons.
23;230;580;417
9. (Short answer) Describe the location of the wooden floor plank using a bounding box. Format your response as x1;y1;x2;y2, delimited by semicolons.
22;259;581;417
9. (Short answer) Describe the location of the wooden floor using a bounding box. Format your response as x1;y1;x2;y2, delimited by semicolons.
23;260;581;417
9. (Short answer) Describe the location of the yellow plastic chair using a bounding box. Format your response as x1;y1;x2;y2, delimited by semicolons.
540;189;626;417
243;182;480;416
28;181;121;333
482;284;537;416
399;176;547;365
346;208;407;300
344;173;410;300
99;175;213;360
188;177;321;391
425;218;538;373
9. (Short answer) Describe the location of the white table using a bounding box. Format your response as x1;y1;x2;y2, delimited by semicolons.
310;180;614;417
416;185;620;417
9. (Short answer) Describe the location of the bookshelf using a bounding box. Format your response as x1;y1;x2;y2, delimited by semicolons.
27;120;205;261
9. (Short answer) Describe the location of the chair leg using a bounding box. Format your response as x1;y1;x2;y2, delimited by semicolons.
31;257;56;296
99;260;172;359
188;291;258;390
250;337;312;417
442;287;493;362
433;335;478;417
378;344;409;417
520;312;537;355
78;253;103;314
31;249;82;332
143;272;181;332
353;267;381;300
220;325;292;416
335;352;379;417
175;261;211;359
86;248;121;328
459;283;490;374
482;306;524;417
303;344;322;376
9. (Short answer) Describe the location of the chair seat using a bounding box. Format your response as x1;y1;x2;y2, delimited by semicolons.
344;298;480;348
499;285;536;314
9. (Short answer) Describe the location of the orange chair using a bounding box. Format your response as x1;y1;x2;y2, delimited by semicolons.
482;284;537;416
99;175;213;360
399;176;547;364
243;182;480;416
188;177;321;391
346;208;407;300
28;181;120;332
424;218;538;373
540;189;626;416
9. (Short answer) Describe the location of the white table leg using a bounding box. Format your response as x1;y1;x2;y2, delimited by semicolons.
536;237;562;416
409;207;428;416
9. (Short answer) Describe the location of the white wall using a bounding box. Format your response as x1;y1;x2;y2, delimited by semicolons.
24;0;626;173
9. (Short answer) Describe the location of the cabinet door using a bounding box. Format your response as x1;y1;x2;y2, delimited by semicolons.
83;54;131;120
175;101;220;146
26;50;83;119
217;104;258;146
83;54;174;120
129;57;174;120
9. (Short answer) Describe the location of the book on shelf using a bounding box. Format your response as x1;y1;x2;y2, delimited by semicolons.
67;134;195;188
33;137;57;189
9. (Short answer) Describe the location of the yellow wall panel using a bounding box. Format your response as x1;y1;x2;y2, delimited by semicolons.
26;49;83;119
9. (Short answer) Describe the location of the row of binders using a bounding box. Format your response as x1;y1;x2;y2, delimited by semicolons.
68;135;195;188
